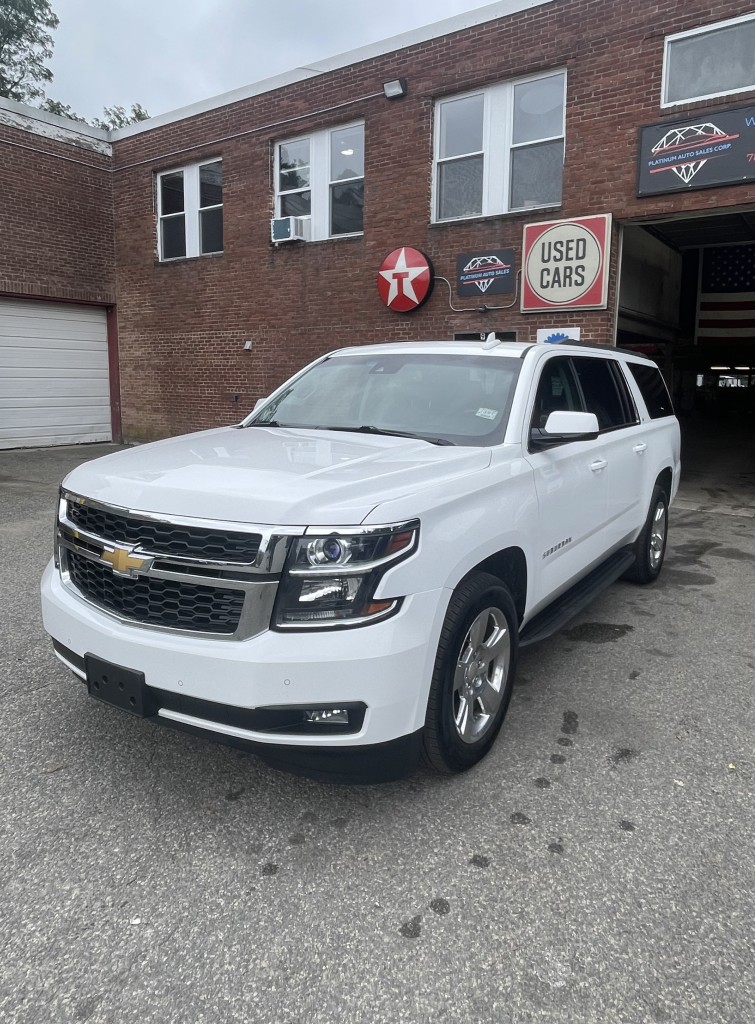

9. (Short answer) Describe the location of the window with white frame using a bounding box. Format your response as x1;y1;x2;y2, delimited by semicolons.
433;71;565;222
157;160;223;261
275;122;364;240
663;14;755;106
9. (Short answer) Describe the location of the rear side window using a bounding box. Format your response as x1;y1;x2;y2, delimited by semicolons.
627;363;675;419
572;357;636;430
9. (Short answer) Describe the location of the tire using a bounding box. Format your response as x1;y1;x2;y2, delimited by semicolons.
623;484;669;584
422;571;518;774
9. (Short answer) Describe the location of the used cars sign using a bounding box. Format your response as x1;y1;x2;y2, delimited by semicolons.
521;214;611;311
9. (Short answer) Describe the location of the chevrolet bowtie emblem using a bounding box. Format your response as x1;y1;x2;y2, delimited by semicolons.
102;546;151;577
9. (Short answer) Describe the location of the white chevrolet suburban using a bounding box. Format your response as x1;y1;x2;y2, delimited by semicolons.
41;338;681;781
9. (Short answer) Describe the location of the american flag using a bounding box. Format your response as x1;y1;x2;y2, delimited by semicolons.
697;245;755;343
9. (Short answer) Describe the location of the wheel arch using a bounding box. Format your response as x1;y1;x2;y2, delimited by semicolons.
656;466;673;500
469;546;527;626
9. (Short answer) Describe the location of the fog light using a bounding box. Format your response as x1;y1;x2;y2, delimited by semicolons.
303;708;350;725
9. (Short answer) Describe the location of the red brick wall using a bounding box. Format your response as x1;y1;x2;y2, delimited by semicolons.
108;0;755;439
0;124;114;303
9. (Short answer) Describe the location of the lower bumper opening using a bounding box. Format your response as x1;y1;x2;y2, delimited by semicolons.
158;691;368;736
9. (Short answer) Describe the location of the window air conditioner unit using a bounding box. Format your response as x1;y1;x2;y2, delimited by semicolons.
271;216;309;243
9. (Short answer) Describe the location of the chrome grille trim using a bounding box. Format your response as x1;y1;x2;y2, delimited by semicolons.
61;490;304;570
57;492;294;640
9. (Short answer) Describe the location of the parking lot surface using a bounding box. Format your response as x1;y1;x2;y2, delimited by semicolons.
1;433;754;1024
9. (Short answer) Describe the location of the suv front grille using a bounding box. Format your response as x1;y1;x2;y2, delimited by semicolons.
58;493;286;640
67;502;261;564
67;551;245;634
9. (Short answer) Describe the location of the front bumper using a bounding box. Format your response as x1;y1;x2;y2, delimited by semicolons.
41;560;447;763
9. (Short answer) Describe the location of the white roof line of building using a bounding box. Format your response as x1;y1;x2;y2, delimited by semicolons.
0;94;111;152
110;0;553;140
0;0;552;146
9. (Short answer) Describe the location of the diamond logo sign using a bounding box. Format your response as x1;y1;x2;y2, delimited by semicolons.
456;249;516;298
651;122;739;185
638;105;755;197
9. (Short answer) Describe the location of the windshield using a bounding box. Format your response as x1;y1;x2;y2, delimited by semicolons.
248;351;521;447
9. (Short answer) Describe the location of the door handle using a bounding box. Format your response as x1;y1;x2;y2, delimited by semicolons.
590;458;608;472
633;443;647;454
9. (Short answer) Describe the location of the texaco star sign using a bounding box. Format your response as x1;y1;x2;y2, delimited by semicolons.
377;247;433;312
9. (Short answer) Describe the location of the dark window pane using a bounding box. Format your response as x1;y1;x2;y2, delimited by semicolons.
572;358;625;430
279;139;310;172
666;21;755;103
199;162;222;208
513;74;565;144
438;156;483;219
281;191;311;217
628;363;674;418
330;181;363;235
160;172;184;215
610;362;639;424
531;357;582;429
200;207;223;254
439;95;484;158
330;124;364;181
510;140;563;209
161;215;186;259
280;168;310;191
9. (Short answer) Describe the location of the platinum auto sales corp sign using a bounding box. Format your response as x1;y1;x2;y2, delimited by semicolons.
521;214;611;312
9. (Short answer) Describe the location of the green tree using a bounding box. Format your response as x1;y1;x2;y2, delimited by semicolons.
0;0;58;102
1;3;150;129
40;98;151;128
91;103;150;130
39;96;86;121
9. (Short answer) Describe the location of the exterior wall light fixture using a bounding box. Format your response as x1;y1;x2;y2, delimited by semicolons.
383;78;407;99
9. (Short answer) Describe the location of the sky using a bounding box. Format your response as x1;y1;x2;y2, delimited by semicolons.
46;0;499;122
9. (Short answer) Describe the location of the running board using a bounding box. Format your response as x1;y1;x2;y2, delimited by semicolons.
519;548;635;649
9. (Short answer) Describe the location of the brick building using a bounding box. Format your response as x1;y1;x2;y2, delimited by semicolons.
1;0;754;449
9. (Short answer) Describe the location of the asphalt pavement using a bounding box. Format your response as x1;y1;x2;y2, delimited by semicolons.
1;424;753;1024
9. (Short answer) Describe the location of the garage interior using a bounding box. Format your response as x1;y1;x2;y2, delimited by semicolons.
618;209;755;513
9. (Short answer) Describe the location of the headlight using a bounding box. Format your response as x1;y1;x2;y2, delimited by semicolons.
303;536;353;566
273;521;419;629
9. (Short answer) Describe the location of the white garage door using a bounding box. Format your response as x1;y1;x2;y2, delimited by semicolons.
0;300;112;450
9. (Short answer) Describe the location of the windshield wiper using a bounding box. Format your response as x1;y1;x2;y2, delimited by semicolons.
244;421;455;445
326;425;456;446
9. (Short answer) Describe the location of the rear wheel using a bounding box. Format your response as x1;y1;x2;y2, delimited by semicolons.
422;571;518;774
623;484;668;584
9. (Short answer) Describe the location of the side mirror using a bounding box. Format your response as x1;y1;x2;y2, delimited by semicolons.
530;410;600;450
252;397;268;412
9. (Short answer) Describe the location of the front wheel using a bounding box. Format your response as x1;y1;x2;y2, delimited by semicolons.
623;484;669;584
422;571;518;774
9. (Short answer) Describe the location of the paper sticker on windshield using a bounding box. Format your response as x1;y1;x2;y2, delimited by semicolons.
476;407;498;420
